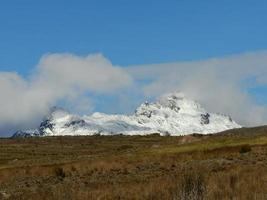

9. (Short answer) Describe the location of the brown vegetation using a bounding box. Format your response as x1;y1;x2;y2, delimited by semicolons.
1;126;267;199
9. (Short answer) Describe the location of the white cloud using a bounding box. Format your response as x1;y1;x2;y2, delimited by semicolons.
0;53;132;135
35;53;132;93
1;51;267;136
128;51;267;126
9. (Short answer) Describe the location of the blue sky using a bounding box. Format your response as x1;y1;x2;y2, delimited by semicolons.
1;0;267;73
1;0;267;135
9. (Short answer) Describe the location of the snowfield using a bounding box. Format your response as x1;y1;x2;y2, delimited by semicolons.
13;92;241;137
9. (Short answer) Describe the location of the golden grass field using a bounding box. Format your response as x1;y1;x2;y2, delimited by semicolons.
1;126;267;199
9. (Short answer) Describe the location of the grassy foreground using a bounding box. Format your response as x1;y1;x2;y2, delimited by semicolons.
1;126;267;199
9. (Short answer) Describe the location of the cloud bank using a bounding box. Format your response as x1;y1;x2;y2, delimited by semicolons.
0;54;132;135
128;51;267;126
1;51;267;136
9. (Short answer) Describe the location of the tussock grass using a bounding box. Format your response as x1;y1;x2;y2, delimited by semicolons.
1;126;267;199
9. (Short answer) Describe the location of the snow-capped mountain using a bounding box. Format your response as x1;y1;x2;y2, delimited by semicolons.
13;92;241;137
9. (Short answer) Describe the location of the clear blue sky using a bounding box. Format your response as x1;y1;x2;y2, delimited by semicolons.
0;0;267;75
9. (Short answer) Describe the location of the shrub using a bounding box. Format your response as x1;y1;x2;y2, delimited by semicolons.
54;167;66;179
172;169;206;200
239;145;251;154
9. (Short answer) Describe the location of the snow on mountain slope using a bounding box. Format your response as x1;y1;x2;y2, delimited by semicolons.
13;92;241;137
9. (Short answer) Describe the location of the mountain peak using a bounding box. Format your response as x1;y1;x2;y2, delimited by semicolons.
156;92;205;115
159;92;186;101
48;106;69;118
13;92;242;137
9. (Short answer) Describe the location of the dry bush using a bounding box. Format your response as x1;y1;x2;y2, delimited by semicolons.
179;169;206;200
54;167;66;179
239;144;252;154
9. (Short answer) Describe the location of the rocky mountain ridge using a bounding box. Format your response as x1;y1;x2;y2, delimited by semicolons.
13;92;241;137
